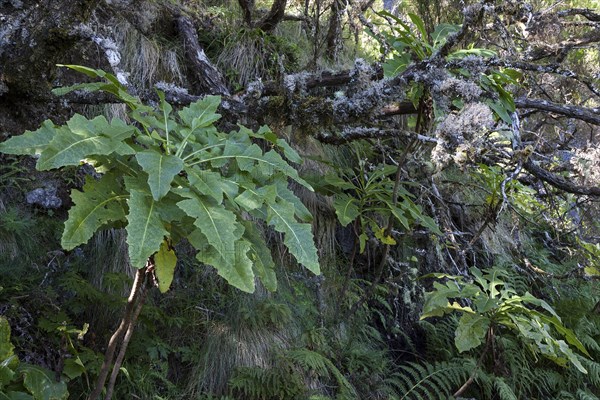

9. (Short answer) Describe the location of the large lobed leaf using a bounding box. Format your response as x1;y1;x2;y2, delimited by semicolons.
187;228;255;293
177;193;244;269
37;115;135;170
125;177;169;269
266;198;320;275
455;313;490;353
135;150;183;201
178;95;221;131
62;173;128;250
0;121;55;156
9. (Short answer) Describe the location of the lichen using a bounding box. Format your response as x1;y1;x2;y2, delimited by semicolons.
155;81;188;95
432;102;494;170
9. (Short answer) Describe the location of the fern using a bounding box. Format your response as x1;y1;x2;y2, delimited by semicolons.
493;377;518;400
286;349;330;377
385;360;471;400
577;389;600;400
417;317;458;361
229;365;304;400
287;349;357;399
579;357;600;387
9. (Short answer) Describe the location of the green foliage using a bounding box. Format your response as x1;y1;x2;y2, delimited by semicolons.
229;348;356;400
378;12;495;77
421;267;590;373
479;69;522;124
384;359;471;400
0;65;320;294
376;12;521;123
316;153;440;252
0;317;69;400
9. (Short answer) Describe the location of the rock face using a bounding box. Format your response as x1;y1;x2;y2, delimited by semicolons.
26;186;62;209
0;0;99;134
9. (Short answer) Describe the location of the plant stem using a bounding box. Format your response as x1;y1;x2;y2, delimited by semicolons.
453;326;494;398
104;270;150;400
88;267;146;400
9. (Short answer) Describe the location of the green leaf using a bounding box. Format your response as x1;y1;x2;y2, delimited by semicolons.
455;313;490;353
186;167;227;203
276;182;313;222
227;240;255;293
0;121;55;156
532;310;590;357
188;229;255;293
20;364;68;400
421;281;461;319
408;13;427;39
359;232;368;254
135;150;184;201
61;173;127;250
125;177;169;269
383;52;411;78
333;194;360;227
246;125;303;165
447;48;497;60
267;200;320;274
431;23;460;48
375;227;396;245
385;201;410;230
199;149;313;190
177;194;243;269
241;221;277;291
51;82;109;97
178;95;221;131
36;115;135;170
154;240;177;293
234;186;264;211
62;358;85;380
0;318;15;367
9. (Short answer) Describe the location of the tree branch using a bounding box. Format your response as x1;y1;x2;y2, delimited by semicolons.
558;8;600;22
257;0;288;32
175;14;230;95
237;0;254;25
524;159;600;197
515;98;600;125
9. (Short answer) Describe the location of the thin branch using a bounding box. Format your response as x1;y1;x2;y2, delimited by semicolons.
104;270;150;400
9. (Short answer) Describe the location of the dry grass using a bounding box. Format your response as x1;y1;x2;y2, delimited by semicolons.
112;19;186;90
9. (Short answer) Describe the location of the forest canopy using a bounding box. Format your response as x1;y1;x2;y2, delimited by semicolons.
0;0;600;398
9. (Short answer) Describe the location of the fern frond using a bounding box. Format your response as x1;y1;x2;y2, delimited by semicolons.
286;349;330;377
557;390;578;400
494;377;518;400
581;357;600;387
577;389;600;400
392;360;470;400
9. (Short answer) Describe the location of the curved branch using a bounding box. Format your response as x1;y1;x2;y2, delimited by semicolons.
524;159;600;197
515;98;600;125
257;0;288;32
558;8;600;22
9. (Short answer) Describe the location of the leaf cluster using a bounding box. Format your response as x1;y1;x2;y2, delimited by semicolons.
317;155;440;252
421;267;590;372
0;65;320;294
